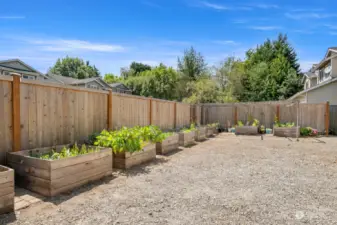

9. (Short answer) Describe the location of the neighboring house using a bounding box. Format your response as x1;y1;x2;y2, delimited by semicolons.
0;59;48;80
46;73;113;91
110;83;132;94
289;47;337;104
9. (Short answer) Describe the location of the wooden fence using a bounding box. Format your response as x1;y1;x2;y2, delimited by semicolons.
0;75;192;163
330;105;337;134
200;101;328;133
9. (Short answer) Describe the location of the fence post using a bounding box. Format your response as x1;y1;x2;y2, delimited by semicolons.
276;105;280;121
173;102;177;129
234;106;238;125
325;101;330;136
108;90;113;130
11;73;21;152
149;97;153;125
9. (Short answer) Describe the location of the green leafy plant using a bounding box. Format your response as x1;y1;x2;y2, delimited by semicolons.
30;143;99;160
252;119;260;127
260;125;266;134
300;127;318;136
237;121;244;127
207;123;219;128
181;123;197;133
275;122;295;128
94;125;166;153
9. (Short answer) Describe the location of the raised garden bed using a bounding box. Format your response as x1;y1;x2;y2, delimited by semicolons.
0;166;14;215
114;143;156;169
7;145;112;197
156;134;179;155
195;127;207;141
274;126;300;138
179;131;196;147
212;127;219;135
206;127;214;137
235;126;259;135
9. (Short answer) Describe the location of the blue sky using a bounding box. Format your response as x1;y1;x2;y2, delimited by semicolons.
1;0;337;76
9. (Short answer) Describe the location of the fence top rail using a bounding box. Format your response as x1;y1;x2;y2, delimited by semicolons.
0;75;13;82
112;92;179;104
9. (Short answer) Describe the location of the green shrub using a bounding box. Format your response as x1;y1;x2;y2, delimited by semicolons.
252;119;260;127
274;122;295;128
30;143;99;160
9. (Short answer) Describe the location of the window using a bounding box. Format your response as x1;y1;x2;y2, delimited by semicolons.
88;84;98;89
22;75;35;80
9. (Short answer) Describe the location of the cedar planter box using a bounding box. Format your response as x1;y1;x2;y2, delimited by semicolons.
213;127;219;135
0;166;14;215
195;127;207;141
156;134;179;155
7;146;112;197
273;126;300;138
235;126;259;135
179;131;196;147
114;144;156;169
206;127;214;137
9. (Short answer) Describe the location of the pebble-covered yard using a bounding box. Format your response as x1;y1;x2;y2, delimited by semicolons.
1;134;337;225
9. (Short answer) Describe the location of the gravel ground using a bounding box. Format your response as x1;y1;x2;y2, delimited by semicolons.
1;134;337;225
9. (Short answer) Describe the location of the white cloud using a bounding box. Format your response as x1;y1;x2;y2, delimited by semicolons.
0;16;25;19
25;39;125;52
142;1;161;8
325;24;337;29
213;40;239;45
254;4;279;9
249;26;281;31
285;13;337;20
199;1;229;10
233;19;247;24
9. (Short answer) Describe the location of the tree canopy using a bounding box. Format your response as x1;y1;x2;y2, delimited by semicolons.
178;47;208;81
49;56;100;79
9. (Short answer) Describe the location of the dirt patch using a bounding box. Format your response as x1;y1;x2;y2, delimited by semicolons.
1;134;337;225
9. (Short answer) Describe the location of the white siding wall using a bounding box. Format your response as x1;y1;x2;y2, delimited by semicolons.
332;57;337;78
307;81;337;104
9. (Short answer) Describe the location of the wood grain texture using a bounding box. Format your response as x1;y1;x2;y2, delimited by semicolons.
178;131;196;147
0;166;14;215
273;126;300;138
0;80;12;163
7;146;112;197
113;144;156;169
235;126;259;135
156;134;179;155
195;127;207;141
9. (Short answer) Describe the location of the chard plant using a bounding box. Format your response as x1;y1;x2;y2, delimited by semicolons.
30;143;99;160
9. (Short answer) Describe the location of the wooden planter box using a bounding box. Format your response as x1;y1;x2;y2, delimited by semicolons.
7;146;112;197
114;144;156;169
235;126;259;135
0;166;14;215
273;126;300;138
213;127;219;135
156;134;179;155
179;131;196;147
206;127;214;137
195;127;207;141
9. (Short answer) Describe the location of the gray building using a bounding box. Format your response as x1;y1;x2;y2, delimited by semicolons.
289;47;337;104
0;59;48;80
110;83;132;94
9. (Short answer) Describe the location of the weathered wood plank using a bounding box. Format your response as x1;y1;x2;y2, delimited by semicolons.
51;154;112;180
178;131;195;147
113;144;156;169
156;134;179;155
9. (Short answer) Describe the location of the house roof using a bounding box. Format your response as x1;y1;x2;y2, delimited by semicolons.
304;72;317;78
47;73;106;87
0;59;48;78
110;83;124;87
289;77;337;100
